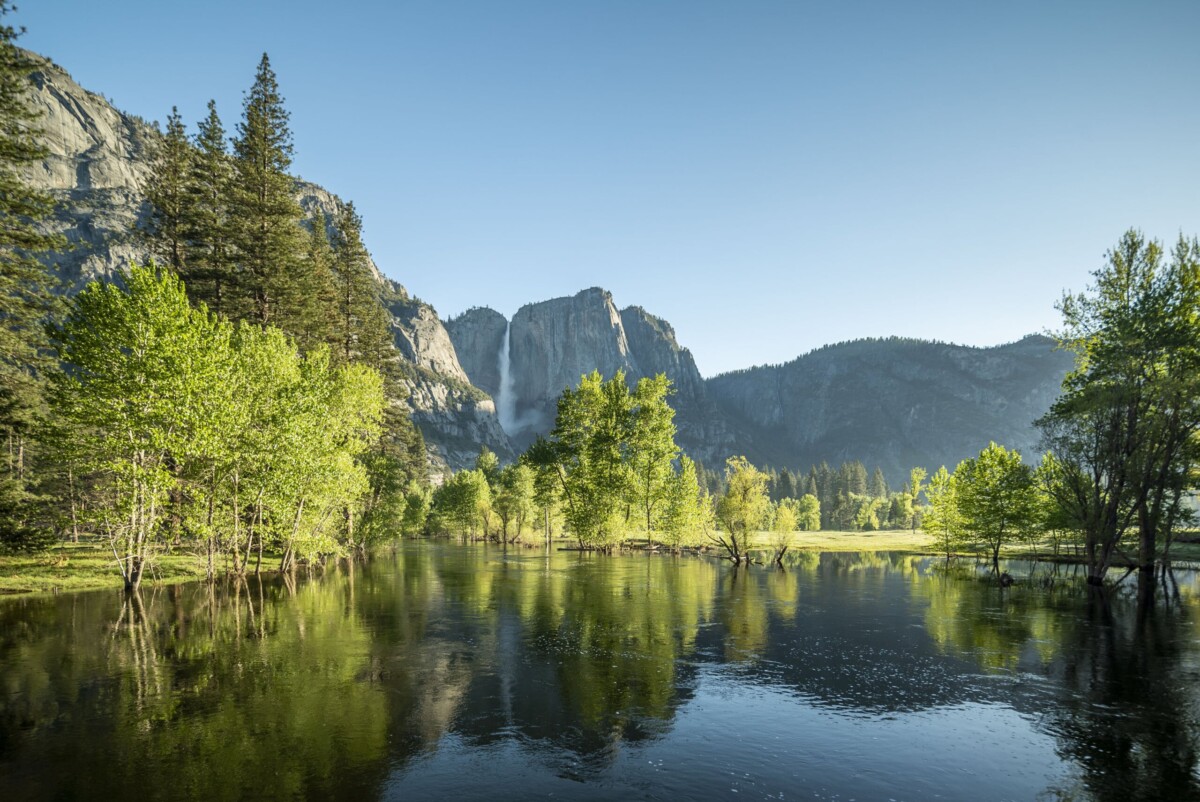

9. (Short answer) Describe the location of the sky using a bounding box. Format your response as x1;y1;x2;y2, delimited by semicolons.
18;1;1200;376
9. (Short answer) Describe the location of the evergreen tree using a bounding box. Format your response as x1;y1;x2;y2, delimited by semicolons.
0;4;64;550
868;466;888;499
229;53;307;329
843;460;868;496
775;468;795;501
330;202;391;366
142;106;191;271
182;100;235;316
292;215;337;354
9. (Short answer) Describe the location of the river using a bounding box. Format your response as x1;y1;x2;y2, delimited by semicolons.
2;542;1197;800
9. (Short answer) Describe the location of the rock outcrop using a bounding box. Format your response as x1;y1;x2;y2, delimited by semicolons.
19;49;510;472
444;307;508;398
617;305;739;465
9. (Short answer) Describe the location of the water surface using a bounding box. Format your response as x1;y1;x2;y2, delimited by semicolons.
2;543;1198;800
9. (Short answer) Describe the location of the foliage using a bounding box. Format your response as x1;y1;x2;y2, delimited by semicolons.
953;442;1037;570
922;466;963;560
1037;230;1200;582
769;501;798;563
794;494;821;531
714;456;770;564
0;4;64;551
48;265;384;589
627;374;678;532
658;455;711;549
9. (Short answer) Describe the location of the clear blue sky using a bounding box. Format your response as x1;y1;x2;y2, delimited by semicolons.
20;1;1200;376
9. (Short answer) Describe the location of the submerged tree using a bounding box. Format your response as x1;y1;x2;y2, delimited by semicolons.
954;442;1037;572
714;456;770;565
658;455;711;550
1037;230;1200;585
923;466;963;562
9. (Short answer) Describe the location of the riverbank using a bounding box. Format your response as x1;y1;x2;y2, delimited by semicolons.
0;543;209;596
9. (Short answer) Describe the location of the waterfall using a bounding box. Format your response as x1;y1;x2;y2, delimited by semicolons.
496;320;518;435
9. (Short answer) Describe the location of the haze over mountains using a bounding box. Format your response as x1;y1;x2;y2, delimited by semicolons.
22;50;1073;481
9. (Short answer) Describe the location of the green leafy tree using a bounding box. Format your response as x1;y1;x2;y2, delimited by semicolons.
627;374;678;533
769;501;798;564
954;442;1037;572
432;468;490;537
923;466;963;561
49;265;223;590
400;482;430;536
794;494;820;531
1038;230;1200;584
714;456;770;565
493;463;535;542
906;467;927;531
539;371;633;547
852;495;885;531
658;454;711;550
474;446;500;487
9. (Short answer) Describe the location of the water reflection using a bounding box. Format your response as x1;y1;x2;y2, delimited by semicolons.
1;544;1198;800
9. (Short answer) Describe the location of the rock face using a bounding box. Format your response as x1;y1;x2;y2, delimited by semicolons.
444;307;508;398
446;288;738;462
506;288;634;442
19;49;510;473
386;292;513;467
706;335;1074;483
21;52;155;289
617;306;739;465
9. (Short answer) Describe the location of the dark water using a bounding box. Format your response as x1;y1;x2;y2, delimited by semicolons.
2;544;1199;801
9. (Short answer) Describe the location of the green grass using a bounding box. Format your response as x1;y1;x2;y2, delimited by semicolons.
746;528;934;553
0;542;209;596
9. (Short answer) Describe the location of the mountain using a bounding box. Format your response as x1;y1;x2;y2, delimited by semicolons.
706;335;1074;482
18;49;511;472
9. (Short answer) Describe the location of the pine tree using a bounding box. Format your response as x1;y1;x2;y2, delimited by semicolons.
289;215;337;354
0;4;64;550
182;100;235;316
230;53;307;328
330;201;391;367
142;106;191;271
868;466;888;499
